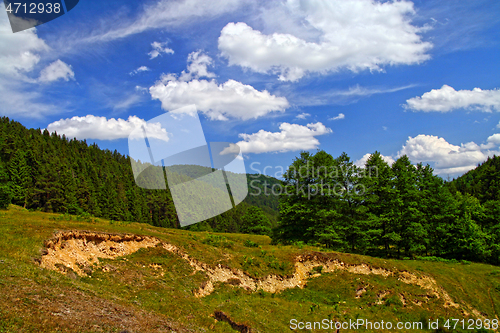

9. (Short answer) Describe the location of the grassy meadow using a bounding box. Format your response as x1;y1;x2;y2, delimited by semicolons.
0;205;499;332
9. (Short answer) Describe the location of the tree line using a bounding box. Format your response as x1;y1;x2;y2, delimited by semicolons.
274;150;500;264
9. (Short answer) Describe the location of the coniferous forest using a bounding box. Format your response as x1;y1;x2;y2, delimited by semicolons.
275;150;500;264
1;117;500;265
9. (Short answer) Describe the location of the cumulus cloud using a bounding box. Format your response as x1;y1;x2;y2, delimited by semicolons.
0;13;72;117
397;134;499;175
149;52;289;120
178;51;216;81
46;115;169;141
130;66;151;75
296;112;310;119
355;133;500;175
404;85;500;112
0;15;48;78
329;113;345;121
148;41;174;59
218;0;431;81
355;153;395;168
222;122;331;154
38;60;75;83
481;134;500;149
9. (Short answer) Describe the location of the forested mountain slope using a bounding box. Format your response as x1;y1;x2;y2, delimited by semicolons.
0;117;278;234
450;155;500;203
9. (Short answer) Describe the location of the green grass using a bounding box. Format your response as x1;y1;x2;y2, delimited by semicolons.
0;205;499;332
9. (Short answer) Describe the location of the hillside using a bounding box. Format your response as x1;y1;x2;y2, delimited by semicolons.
0;117;279;234
450;155;500;203
1;206;500;332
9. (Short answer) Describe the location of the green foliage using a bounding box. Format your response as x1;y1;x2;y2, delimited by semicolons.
0;163;12;209
243;239;259;247
451;155;500;203
311;265;323;274
241;206;272;235
275;150;500;265
201;234;234;249
415;256;471;264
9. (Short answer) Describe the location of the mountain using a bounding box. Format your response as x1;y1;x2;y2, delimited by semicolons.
450;155;500;203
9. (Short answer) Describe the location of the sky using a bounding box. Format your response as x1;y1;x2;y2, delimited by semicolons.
1;0;500;179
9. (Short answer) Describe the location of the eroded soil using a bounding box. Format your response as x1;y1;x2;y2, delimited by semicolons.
39;230;484;318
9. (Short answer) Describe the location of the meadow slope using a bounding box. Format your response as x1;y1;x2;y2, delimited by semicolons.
0;205;499;332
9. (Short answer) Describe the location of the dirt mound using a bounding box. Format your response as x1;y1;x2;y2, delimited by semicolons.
40;231;159;276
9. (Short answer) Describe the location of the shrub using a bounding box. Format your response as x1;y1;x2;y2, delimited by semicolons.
244;239;259;248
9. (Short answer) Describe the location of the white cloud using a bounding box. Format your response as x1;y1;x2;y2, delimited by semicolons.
481;134;500;149
46;115;169;141
332;84;417;98
149;52;289;120
0;13;48;78
355;153;395;168
404;85;500;112
84;0;245;43
329;113;345;121
293;84;416;106
0;12;70;117
130;66;151;75
113;94;143;111
178;51;216;81
38;60;75;83
150;79;289;121
135;85;148;93
355;134;500;175
497;122;500;129
218;0;431;81
397;134;499;175
88;82;144;112
223;122;331;154
296;112;310;119
148;41;174;59
0;81;60;118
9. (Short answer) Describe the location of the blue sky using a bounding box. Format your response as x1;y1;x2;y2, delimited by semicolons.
1;0;500;178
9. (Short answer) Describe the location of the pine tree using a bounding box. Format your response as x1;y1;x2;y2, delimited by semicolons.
361;152;396;256
8;150;31;207
241;206;272;235
391;155;424;258
0;163;12;209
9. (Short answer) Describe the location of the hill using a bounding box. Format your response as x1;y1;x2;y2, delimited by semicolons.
450;155;500;203
1;206;499;332
0;117;279;234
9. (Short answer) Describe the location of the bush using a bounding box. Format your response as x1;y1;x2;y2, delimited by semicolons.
202;234;234;249
244;239;259;248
